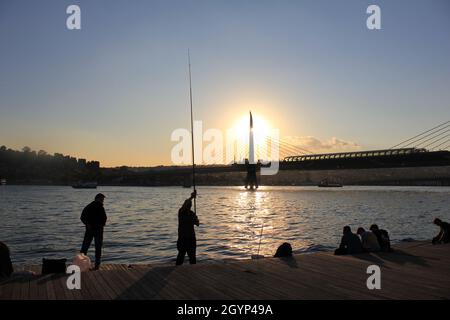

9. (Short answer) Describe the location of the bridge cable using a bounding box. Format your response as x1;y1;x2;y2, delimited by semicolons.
390;120;450;149
263;135;312;155
421;133;450;150
400;124;450;149
262;134;312;155
262;136;307;158
414;128;450;149
431;138;450;151
276;137;314;154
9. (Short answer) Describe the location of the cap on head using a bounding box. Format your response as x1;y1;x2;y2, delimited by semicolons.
95;193;106;201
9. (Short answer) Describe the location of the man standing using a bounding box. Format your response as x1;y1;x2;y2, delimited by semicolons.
176;191;199;265
80;193;107;270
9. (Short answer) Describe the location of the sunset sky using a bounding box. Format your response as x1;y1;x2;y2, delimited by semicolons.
1;0;449;167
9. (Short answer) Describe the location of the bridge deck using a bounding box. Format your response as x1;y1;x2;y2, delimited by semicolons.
1;241;449;300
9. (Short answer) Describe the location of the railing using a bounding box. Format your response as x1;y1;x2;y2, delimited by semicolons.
282;148;428;162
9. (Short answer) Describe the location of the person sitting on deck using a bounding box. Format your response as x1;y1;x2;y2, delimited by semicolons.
357;227;381;252
432;218;450;244
274;242;293;258
370;224;392;252
0;241;13;278
176;191;200;265
80;193;107;270
334;226;363;255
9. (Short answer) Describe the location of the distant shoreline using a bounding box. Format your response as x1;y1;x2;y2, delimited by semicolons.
2;182;450;187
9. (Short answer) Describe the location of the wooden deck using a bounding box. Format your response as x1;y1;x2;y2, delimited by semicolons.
1;241;449;300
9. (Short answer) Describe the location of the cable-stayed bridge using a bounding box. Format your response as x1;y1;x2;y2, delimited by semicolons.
102;118;450;187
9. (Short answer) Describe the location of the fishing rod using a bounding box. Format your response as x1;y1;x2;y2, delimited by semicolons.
256;222;264;259
188;49;197;214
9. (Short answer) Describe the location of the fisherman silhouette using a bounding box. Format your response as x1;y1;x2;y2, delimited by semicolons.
80;193;107;270
176;191;200;265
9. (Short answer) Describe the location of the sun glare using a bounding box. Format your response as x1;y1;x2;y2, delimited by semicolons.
231;113;273;161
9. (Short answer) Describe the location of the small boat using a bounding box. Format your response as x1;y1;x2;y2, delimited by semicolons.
182;178;191;188
0;178;6;185
318;178;343;188
72;181;97;189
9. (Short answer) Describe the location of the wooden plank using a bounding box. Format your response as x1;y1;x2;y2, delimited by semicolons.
135;266;184;300
57;273;75;300
114;269;145;300
130;267;177;299
191;263;284;299
28;276;40;300
48;274;66;300
4;242;450;300
81;271;100;300
102;270;138;300
308;253;449;299
83;271;109;300
44;275;57;300
118;268;157;300
0;279;15;300
96;270;127;299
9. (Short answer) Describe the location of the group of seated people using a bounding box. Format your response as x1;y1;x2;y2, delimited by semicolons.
335;224;391;255
2;218;450;278
335;217;450;255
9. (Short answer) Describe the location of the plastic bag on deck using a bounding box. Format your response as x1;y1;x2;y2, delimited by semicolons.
72;253;91;272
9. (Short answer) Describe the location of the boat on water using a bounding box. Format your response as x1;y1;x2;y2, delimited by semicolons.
318;178;343;188
72;181;97;189
0;178;6;185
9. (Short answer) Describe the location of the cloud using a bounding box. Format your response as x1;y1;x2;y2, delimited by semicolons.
282;136;361;154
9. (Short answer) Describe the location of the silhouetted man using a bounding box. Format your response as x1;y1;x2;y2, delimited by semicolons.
80;193;107;270
370;224;391;251
357;227;380;252
334;226;363;255
176;191;199;265
432;218;450;244
0;241;13;278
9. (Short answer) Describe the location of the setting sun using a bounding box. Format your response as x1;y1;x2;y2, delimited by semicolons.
231;112;274;161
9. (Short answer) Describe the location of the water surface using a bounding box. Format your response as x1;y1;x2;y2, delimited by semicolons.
1;185;449;266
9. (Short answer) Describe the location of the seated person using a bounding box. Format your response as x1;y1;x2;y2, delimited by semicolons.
274;242;293;258
370;224;392;252
0;241;14;278
334;226;364;255
357;227;381;252
432;218;450;244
